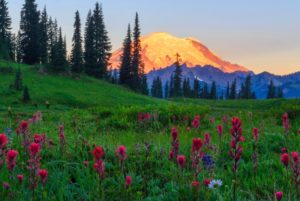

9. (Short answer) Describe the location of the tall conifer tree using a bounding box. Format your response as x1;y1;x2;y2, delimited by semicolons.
71;11;83;74
20;0;40;64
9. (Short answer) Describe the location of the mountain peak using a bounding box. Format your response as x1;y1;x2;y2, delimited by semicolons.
110;32;249;73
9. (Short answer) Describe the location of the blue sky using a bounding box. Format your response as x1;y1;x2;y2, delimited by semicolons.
8;0;300;75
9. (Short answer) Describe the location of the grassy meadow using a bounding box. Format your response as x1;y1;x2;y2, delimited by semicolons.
0;61;300;200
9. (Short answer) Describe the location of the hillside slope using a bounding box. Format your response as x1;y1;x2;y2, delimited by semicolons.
0;62;164;109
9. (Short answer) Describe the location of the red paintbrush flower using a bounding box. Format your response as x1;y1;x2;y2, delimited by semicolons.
275;191;283;201
116;145;127;161
204;179;211;187
217;125;223;136
92;146;105;160
177;155;186;168
192;138;202;152
125;175;132;187
0;134;8;149
6;150;18;171
280;153;290;167
17;174;24;183
253;128;259;141
29;143;40;158
291;151;299;164
38;169;48;185
191;181;200;191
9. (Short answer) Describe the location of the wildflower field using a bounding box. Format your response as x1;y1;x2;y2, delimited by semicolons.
0;65;300;200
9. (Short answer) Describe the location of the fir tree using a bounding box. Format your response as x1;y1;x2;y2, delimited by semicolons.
193;78;199;98
267;79;276;99
140;75;148;95
50;28;67;72
119;24;132;87
172;53;182;97
164;81;169;99
84;10;97;76
202;83;209;99
22;86;30;103
226;81;230;99
39;7;48;64
93;3;111;78
0;0;13;60
229;79;237;99
277;87;284;98
71;11;83;74
19;0;40;64
151;77;163;98
132;13;145;91
210;81;217;99
14;68;23;91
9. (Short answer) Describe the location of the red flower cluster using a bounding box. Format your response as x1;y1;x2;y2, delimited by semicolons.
59;125;65;152
280;151;300;193
217;125;223;136
204;133;211;147
92;146;105;179
0;134;8;149
275;191;283;201
116;145;127;161
191;181;200;191
177;155;186;169
6;150;18;172
280;153;290;167
191;115;200;128
28;142;41;190
204;179;211;187
191;138;203;177
253;128;259;141
34;134;46;145
137;113;151;127
17;174;24;183
229;117;244;172
169;127;179;160
282;112;289;134
38;169;48;185
125;175;132;187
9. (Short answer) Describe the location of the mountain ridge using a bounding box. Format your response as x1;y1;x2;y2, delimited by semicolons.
110;32;249;73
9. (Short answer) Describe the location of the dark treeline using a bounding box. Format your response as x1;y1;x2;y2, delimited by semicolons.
151;54;259;100
0;0;148;94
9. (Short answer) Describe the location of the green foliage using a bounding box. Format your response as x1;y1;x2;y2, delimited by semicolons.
22;85;30;102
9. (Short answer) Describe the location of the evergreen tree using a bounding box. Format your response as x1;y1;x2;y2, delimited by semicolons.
14;68;23;91
267;79;276;99
131;13;143;91
84;10;97;76
119;24;132;86
244;75;252;99
0;0;13;60
229;79;237;99
16;31;22;62
169;75;174;97
93;3;111;78
50;28;67;72
226;81;230;99
183;78;192;98
164;81;169;99
47;18;57;64
202;83;209;99
39;7;48;64
277;87;284;98
22;86;30;103
210;81;217;99
151;77;163;98
172;53;182;97
193;78;199;98
19;0;40;64
71;11;83;74
140;75;149;95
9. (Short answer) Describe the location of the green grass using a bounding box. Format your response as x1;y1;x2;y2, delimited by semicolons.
0;60;300;200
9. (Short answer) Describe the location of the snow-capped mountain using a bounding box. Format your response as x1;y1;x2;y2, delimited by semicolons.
110;32;249;73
